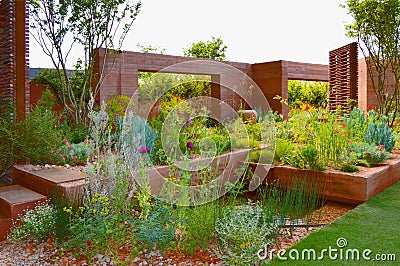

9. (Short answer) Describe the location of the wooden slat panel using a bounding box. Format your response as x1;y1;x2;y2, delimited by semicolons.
329;43;358;113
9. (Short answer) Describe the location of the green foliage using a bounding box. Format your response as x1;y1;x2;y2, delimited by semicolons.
364;116;395;152
258;178;322;225
29;0;142;125
31;69;85;112
50;138;94;165
123;113;158;163
184;36;227;60
0;103;18;176
136;201;176;251
176;202;221;255
215;203;279;266
343;0;400;126
274;138;297;163
343;107;366;142
8;201;56;241
298;145;326;171
138;73;211;103
288;80;328;108
18;98;64;164
340;163;360;173
341;142;390;167
66;193;133;258
61;121;89;144
105;94;132;131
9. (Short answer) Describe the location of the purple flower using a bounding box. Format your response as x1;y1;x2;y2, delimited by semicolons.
139;146;149;153
184;119;193;128
186;141;194;149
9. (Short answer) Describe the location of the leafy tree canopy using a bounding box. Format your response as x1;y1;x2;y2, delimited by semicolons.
183;37;227;60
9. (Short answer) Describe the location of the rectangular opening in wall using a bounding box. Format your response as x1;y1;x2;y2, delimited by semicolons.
138;72;211;117
288;80;329;109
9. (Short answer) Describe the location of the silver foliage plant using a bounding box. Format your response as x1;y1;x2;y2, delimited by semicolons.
84;97;141;207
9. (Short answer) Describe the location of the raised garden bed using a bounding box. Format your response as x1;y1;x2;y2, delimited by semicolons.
263;150;400;204
11;149;400;205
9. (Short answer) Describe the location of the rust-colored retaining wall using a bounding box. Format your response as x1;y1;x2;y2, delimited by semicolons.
265;151;400;204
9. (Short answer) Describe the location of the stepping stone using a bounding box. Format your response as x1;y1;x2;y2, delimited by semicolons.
12;165;85;199
0;185;47;219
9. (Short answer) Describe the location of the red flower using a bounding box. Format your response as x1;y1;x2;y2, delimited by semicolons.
73;156;77;162
368;105;373;111
304;106;310;111
68;146;73;151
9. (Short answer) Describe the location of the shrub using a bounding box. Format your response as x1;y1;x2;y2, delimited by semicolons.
288;80;328;108
274;138;297;163
136;201;176;251
340;164;359;173
8;201;56;241
0;103;17;176
17;100;64;164
50;138;94;165
342;142;390;167
299;145;326;171
343;107;366;142
105;95;132;131
364;117;395;152
178;201;221;255
215;203;279;266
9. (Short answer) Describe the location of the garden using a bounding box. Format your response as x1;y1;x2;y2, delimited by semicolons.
1;0;400;265
1;71;399;265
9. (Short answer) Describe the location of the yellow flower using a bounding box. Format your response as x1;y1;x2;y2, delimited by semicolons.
63;206;72;213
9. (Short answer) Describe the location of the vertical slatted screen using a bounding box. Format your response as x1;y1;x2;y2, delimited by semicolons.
329;42;358;113
0;0;29;119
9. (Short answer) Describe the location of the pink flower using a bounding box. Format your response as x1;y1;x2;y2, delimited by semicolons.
68;146;73;151
139;146;149;153
73;156;77;162
378;144;385;150
55;150;60;154
63;137;68;144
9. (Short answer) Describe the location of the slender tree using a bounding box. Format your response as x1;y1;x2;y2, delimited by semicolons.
343;0;400;126
29;0;141;126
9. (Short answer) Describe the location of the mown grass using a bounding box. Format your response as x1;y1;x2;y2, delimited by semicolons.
270;181;400;265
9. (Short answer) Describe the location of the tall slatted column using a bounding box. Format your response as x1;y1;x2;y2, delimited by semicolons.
0;0;29;120
329;43;358;113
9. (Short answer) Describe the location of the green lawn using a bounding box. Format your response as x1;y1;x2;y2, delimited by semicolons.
270;181;400;265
